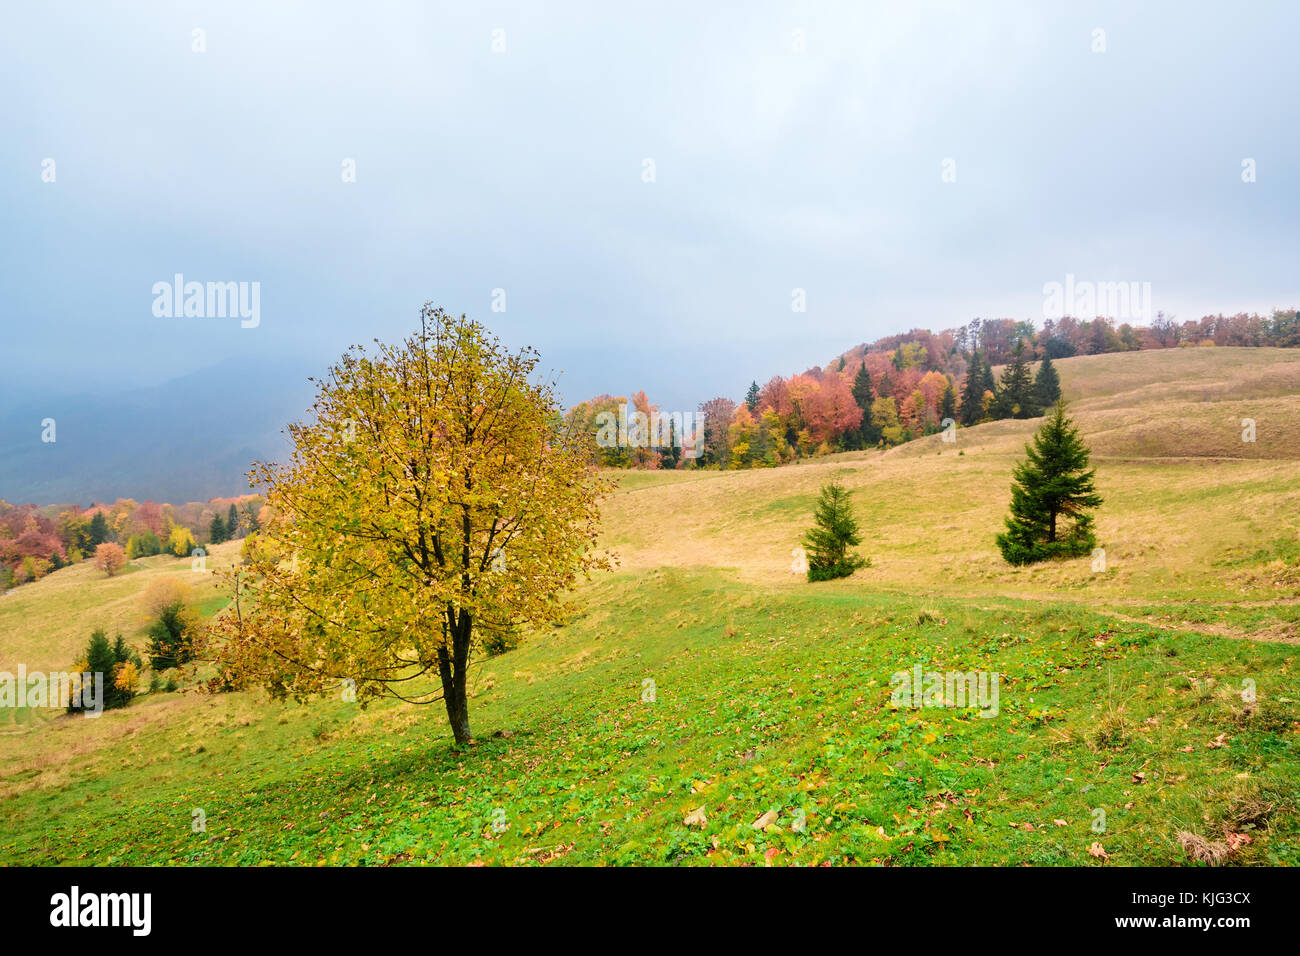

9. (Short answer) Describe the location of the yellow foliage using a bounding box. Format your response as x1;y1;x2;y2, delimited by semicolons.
209;306;614;743
167;525;197;558
114;661;139;692
141;576;193;618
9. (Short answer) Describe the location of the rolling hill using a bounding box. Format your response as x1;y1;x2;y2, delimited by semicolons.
0;347;1296;866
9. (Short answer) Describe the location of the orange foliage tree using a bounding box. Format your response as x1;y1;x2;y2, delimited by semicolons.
93;542;127;576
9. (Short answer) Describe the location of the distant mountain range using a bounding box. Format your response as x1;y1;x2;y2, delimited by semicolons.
0;358;319;505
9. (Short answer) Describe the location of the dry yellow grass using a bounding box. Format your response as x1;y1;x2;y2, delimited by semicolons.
1049;346;1300;405
2;347;1298;825
602;347;1300;618
0;540;242;674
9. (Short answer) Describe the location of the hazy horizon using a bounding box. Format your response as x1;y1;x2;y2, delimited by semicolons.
4;3;1300;893
4;0;1300;504
4;1;1299;411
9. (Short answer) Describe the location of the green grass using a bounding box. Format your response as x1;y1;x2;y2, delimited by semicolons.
0;542;242;675
2;347;1299;866
1;570;1295;866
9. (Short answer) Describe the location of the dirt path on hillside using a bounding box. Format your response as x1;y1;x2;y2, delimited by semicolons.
1092;609;1299;644
941;593;1300;645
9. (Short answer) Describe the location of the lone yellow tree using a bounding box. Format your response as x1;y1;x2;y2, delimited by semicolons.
212;305;612;744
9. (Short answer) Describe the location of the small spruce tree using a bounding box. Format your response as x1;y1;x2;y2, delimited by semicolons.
1034;353;1062;407
979;355;997;404
996;400;1103;565
959;351;987;426
659;416;681;470
147;600;197;671
850;361;877;448
68;628;140;713
744;381;760;413
802;481;870;581
209;513;227;544
996;339;1039;419
939;378;957;425
88;511;110;546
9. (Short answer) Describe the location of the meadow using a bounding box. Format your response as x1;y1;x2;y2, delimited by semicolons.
1;347;1297;866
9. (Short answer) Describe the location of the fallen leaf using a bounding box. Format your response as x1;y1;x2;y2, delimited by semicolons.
1225;832;1253;852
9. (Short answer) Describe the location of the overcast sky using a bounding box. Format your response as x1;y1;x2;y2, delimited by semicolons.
3;0;1298;412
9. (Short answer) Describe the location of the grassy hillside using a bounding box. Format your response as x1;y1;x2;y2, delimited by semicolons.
0;546;240;678
1;348;1297;866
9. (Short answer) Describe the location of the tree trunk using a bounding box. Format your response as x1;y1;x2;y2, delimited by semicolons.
437;609;474;746
442;690;472;746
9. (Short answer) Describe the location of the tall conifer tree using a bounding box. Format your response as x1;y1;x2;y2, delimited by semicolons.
996;400;1102;564
850;361;877;448
960;351;987;426
802;481;870;581
996;339;1039;419
88;511;109;546
939;378;957;425
1034;353;1062;407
